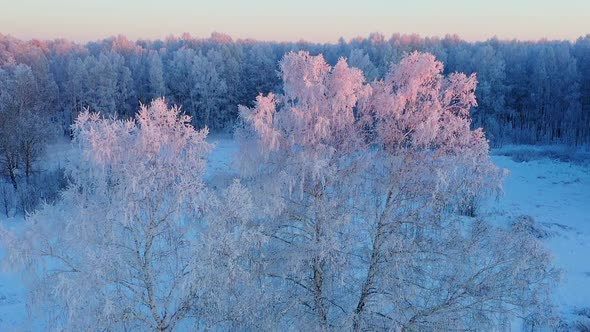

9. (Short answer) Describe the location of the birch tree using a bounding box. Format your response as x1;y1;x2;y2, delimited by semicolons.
1;99;262;331
237;51;371;330
237;51;558;331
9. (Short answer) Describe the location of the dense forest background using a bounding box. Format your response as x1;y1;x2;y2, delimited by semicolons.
1;32;589;148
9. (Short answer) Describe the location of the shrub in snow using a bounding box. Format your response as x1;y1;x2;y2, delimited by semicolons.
573;308;590;331
16;167;68;216
511;214;552;239
0;167;67;218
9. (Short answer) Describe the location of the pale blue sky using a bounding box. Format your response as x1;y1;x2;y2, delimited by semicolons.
0;0;588;42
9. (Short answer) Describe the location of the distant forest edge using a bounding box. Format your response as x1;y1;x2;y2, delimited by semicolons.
1;32;589;146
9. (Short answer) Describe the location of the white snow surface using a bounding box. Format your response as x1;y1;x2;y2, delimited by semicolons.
485;153;590;320
0;136;588;330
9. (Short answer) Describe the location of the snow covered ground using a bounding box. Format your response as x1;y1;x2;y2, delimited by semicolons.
486;151;590;327
0;137;589;330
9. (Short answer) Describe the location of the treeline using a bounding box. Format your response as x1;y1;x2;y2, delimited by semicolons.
1;32;589;146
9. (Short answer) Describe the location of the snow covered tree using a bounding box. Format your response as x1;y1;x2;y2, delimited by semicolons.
0;64;54;188
237;51;558;331
0;64;41;114
110;51;136;118
0;99;263;331
0;110;20;189
348;48;379;81
83;53;117;115
208;44;243;117
242;43;279;106
469;45;506;144
147;50;167;100
190;51;228;129
574;35;590;145
64;57;89;132
350;51;558;330
237;51;372;329
167;48;195;117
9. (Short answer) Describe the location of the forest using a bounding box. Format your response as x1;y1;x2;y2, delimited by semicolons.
0;32;588;331
0;32;589;146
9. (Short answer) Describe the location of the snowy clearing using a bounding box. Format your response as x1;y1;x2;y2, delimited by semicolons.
486;154;590;323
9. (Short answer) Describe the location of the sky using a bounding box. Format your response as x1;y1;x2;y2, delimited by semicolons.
0;0;588;43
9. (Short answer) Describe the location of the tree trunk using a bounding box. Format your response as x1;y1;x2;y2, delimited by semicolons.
312;255;328;330
353;189;394;331
5;152;18;190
